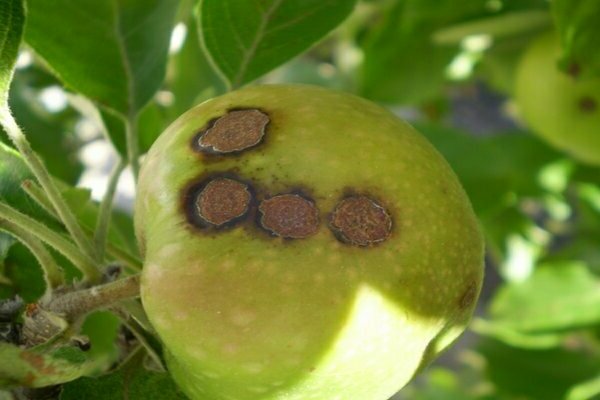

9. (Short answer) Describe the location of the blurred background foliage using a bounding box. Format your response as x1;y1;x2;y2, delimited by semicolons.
1;0;599;399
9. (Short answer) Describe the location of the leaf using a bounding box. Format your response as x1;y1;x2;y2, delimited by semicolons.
567;375;600;400
488;261;600;332
0;144;138;270
0;342;96;388
198;0;357;88
552;0;600;79
400;368;487;400
0;143;58;226
359;0;487;104
0;0;25;109
433;10;551;45
165;17;225;121
55;182;139;257
81;311;122;367
1;64;84;183
0;233;15;268
60;350;186;400
1;243;46;302
99;102;167;157
472;318;566;350
478;338;600;400
24;0;180;116
416;124;562;216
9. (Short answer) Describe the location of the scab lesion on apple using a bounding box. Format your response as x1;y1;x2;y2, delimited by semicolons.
258;194;320;239
182;108;395;248
191;108;270;155
578;96;597;113
181;173;257;231
329;195;392;246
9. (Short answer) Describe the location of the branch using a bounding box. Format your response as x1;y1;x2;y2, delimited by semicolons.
46;274;141;320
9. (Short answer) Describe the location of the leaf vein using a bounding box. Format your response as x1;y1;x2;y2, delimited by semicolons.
232;0;284;87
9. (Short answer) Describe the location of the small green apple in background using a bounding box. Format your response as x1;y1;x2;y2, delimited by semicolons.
515;32;600;166
134;85;484;400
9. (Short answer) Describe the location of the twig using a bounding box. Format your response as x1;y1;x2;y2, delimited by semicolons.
125;113;140;181
46;274;141;320
94;158;126;260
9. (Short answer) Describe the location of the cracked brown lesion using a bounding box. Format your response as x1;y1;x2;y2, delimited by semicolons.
329;196;392;247
258;194;320;239
196;178;252;227
195;109;269;154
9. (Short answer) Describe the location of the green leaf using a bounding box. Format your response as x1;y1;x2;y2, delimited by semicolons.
0;342;96;388
56;183;139;258
1;65;83;184
417;124;562;216
1;243;46;302
60;350;186;400
198;0;357;88
567;374;600;400
401;368;488;400
165;18;225;121
472;318;567;350
433;10;551;45
0;233;15;268
99;102;167;157
488;261;600;332
81;311;122;367
0;142;57;225
0;144;138;273
25;0;180;116
0;0;25;109
552;0;600;79
359;0;487;104
479;338;600;400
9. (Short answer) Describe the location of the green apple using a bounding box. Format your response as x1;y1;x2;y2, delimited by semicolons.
135;84;484;400
515;32;600;165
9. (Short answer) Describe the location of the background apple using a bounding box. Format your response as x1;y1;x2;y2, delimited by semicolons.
515;32;600;166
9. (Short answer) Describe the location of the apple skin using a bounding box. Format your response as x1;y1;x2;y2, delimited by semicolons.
515;32;600;165
135;84;484;400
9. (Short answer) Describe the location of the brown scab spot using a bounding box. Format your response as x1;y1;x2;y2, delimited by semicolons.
259;194;319;239
197;109;269;153
578;96;597;113
196;178;251;226
458;282;478;310
330;196;392;246
567;62;581;78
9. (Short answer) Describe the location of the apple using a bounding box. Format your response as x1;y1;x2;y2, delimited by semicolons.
135;84;484;400
515;32;600;165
